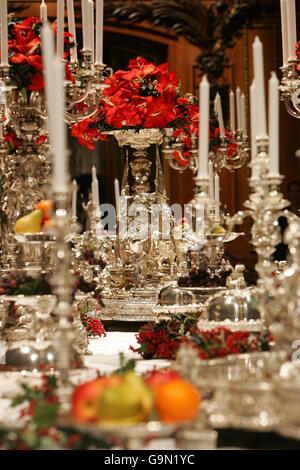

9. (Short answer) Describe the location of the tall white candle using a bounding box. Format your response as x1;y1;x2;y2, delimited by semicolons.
209;160;214;200
52;56;67;192
197;75;210;178
241;93;247;137
236;87;242;131
214;95;218;117
91;166;99;210
88;0;95;62
214;174;220;220
229;90;235;134
92;165;97;181
57;0;65;60
42;24;67;192
67;0;78;62
72;179;77;218
287;0;297;60
40;0;48;23
280;0;289;65
41;23;56;158
215;93;225;138
0;0;8;67
268;72;280;176
114;178;120;219
81;0;90;51
252;36;267;138
95;0;104;65
250;79;257;161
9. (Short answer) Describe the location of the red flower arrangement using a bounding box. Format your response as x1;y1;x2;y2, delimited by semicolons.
73;56;237;165
130;313;201;360
80;313;106;338
185;327;274;360
8;15;74;95
71;56;200;150
131;316;274;361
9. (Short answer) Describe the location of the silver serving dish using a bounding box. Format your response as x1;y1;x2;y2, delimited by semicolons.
206;264;260;322
0;295;62;371
208;379;280;431
207;288;260;322
174;344;286;399
59;419;178;450
158;283;226;307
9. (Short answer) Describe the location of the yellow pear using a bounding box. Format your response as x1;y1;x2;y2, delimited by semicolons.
14;209;43;234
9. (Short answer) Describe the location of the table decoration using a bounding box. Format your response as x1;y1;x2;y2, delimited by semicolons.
129;312;200;360
0;356;201;450
0;374;112;450
62;357;200;449
71;57;200;317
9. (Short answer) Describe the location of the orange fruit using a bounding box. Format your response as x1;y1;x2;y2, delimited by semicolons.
42;219;55;231
36;200;53;221
154;378;201;423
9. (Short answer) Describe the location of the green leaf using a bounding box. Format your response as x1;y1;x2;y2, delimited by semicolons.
113;352;136;375
14;278;50;296
33;403;59;429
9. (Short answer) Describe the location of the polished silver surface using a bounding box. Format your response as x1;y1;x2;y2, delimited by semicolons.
158;283;226;307
207;289;260;322
5;342;58;370
59;418;179;450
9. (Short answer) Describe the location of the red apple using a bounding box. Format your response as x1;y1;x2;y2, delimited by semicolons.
145;370;180;390
71;375;122;422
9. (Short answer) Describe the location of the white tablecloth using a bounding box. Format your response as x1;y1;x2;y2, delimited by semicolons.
85;332;171;374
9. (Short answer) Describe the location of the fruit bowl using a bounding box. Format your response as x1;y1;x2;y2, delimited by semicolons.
205;232;244;243
58;417;180;450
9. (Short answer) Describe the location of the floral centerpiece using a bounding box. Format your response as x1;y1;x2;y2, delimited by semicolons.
184;327;274;360
7;15;73;96
71;56;237;171
3;15;73;149
71;56;199;150
131;315;274;361
130;313;200;360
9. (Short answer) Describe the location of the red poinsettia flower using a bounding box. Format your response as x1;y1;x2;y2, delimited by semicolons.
29;72;44;91
105;102;144;128
8;16;74;92
144;98;176;128
71;118;107;149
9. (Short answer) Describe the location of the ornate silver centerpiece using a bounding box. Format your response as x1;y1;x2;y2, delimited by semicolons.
100;128;178;320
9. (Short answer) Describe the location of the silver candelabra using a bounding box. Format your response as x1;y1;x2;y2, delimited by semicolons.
280;58;300;119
